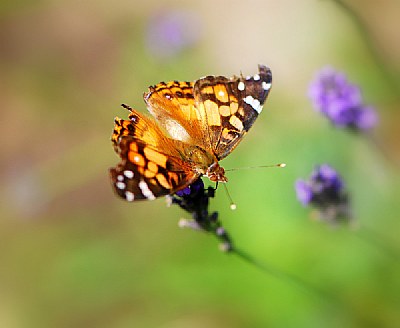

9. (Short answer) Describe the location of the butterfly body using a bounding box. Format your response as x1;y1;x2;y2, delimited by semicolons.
110;65;272;201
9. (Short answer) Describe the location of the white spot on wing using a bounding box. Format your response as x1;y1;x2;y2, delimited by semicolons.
262;81;271;90
238;81;245;91
125;191;134;201
117;175;124;182
165;119;191;142
124;170;134;179
244;95;262;114
253;74;260;81
139;180;156;200
116;181;126;190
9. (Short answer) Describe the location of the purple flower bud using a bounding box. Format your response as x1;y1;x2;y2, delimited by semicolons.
175;186;191;197
311;164;343;194
175;179;204;197
295;164;351;223
353;105;378;130
190;178;204;194
295;180;313;206
309;67;377;131
170;178;232;250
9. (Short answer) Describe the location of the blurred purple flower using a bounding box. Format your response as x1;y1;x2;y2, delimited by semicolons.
145;10;202;59
295;180;313;206
309;67;377;131
295;164;351;223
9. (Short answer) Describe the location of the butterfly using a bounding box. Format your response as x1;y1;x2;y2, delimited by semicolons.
110;64;272;201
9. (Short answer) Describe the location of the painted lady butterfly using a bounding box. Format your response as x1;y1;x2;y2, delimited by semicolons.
110;65;272;201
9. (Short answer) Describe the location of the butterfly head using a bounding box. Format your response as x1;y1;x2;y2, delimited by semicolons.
206;162;228;183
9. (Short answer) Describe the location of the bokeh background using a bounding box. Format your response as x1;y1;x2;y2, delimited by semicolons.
1;1;399;327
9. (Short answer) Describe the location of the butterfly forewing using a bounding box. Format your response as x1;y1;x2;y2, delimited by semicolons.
193;64;272;160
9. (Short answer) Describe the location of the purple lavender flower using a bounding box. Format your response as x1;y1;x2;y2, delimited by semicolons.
175;186;191;197
295;164;351;223
145;10;202;59
309;67;377;131
295;180;313;206
169;178;233;251
175;179;204;197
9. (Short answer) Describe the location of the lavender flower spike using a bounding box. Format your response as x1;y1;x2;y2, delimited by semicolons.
309;67;378;131
168;178;233;251
295;164;351;224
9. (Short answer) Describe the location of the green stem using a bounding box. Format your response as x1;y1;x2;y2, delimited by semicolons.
230;246;338;305
228;246;374;325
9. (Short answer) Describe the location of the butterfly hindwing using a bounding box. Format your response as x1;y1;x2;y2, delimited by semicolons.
110;137;200;201
112;105;183;157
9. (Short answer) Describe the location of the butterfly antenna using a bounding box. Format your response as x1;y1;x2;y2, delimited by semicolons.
223;184;237;210
121;103;133;111
225;163;286;172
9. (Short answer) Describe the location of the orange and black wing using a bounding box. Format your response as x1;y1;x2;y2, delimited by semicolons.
111;104;180;155
110;137;199;201
193;64;272;160
143;65;272;160
143;80;212;150
110;107;200;201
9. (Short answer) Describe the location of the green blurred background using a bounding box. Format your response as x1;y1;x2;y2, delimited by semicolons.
1;1;399;327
